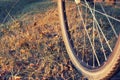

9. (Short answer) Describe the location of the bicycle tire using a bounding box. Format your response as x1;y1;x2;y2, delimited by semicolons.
58;0;120;79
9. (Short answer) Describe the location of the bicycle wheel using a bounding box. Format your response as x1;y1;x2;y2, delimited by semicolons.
58;0;120;79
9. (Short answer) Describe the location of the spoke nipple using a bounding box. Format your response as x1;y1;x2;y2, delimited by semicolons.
75;0;80;5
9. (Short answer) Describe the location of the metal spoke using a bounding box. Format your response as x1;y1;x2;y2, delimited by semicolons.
84;0;112;52
100;3;118;38
92;2;95;67
77;5;100;66
1;0;20;24
5;10;16;22
95;24;107;61
82;4;87;62
80;2;120;23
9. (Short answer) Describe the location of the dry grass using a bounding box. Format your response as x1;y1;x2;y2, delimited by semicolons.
1;1;119;80
0;5;82;80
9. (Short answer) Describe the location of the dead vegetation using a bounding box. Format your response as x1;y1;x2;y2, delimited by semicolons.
0;5;82;80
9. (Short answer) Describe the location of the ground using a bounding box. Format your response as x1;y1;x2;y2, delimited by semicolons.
0;0;120;80
0;1;83;80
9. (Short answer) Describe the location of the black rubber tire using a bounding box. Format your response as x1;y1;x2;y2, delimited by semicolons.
58;0;120;79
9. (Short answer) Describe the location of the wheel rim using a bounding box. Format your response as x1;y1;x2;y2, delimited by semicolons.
61;0;120;69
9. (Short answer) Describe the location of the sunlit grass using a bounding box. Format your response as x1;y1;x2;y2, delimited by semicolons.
0;1;82;79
